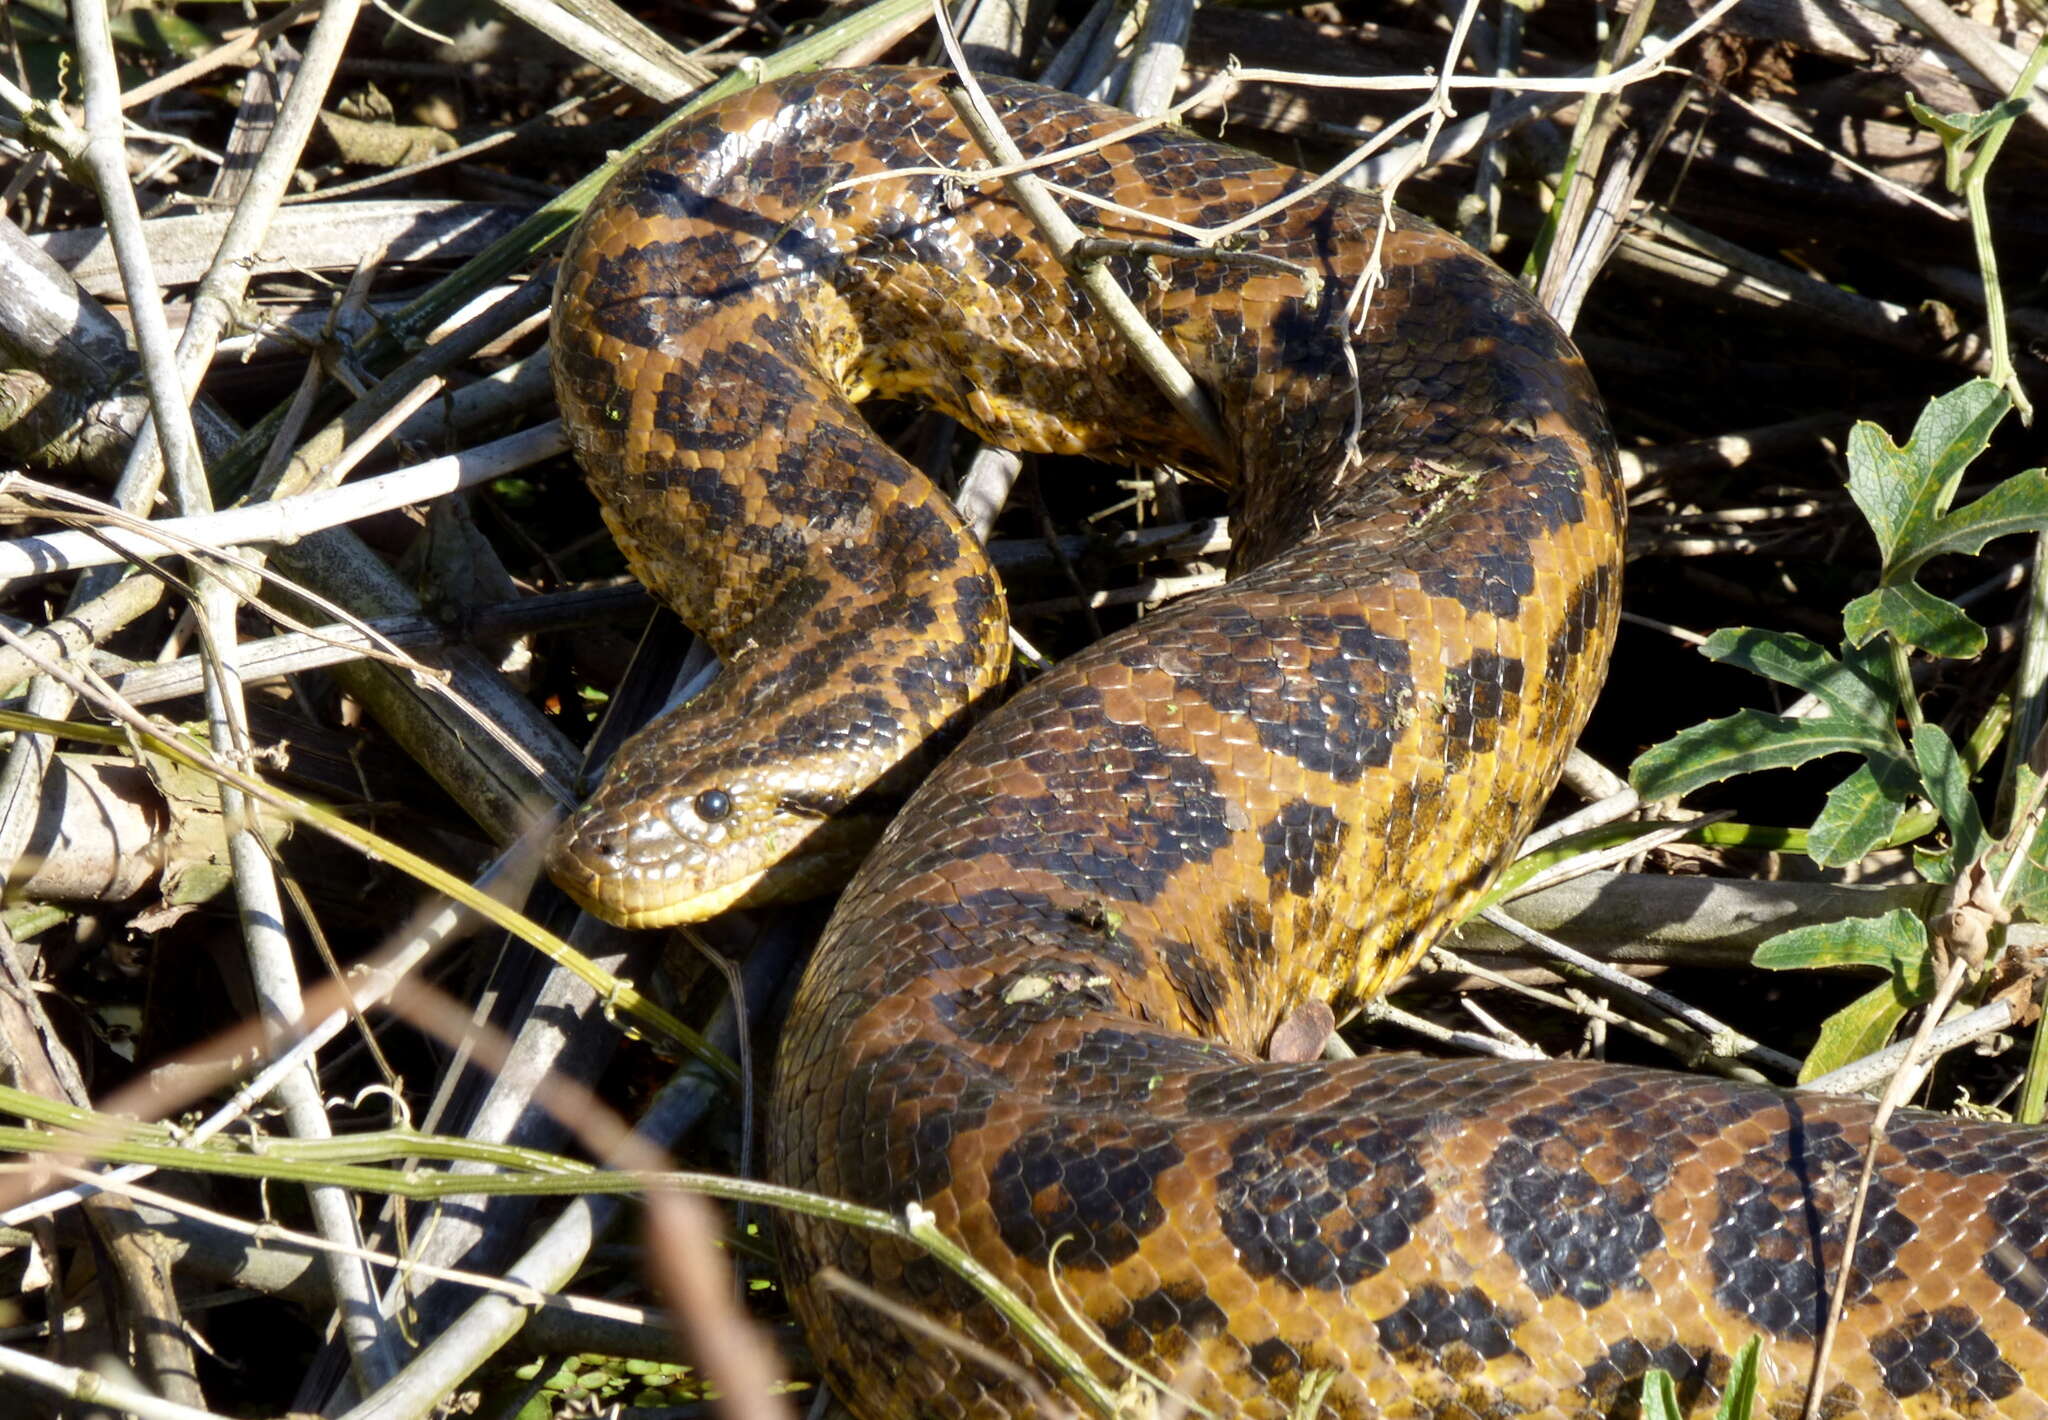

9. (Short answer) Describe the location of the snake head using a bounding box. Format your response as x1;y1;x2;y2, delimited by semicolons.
546;695;890;929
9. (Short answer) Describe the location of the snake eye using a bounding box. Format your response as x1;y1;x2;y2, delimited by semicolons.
694;789;733;822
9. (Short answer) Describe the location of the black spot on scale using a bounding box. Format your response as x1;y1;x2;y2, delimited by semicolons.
1374;1284;1521;1366
1707;1111;1916;1341
977;688;1235;903
1513;440;1593;534
1581;1339;1725;1420
1258;799;1347;897
1160;938;1232;1032
871;500;962;577
1249;1336;1303;1381
865;888;1148;1002
1869;1307;2021;1403
654;342;810;453
1983;1164;2048;1334
1419;546;1537;619
752;691;903;763
1215;1113;1433;1291
836;1040;1005;1210
615;162;710;222
1100;1282;1230;1366
972;229;1028;290
657;454;746;525
1046;1029;1241;1107
1478;1074;1757;1313
767;452;875;530
1144;611;1413;784
952;572;998;639
888;638;981;722
1218;898;1273;992
586;294;666;352
988;1116;1184;1267
1126;138;1189;196
1482;1114;1663;1308
1545;563;1614;683
1439;650;1525;774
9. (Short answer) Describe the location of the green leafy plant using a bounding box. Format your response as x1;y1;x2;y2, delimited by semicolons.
1640;1337;1762;1420
1626;56;2046;1087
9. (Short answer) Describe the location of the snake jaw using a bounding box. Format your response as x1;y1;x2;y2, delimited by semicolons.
547;770;889;927
548;857;776;929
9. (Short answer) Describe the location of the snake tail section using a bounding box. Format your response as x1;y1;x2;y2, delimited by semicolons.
550;68;2048;1420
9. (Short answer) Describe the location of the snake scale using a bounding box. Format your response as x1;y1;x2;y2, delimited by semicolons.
548;67;2048;1419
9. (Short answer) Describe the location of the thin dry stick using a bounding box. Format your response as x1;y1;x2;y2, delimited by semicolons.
1803;770;2048;1418
819;1268;1065;1413
2;831;551;1230
932;1;1234;471
68;0;398;1394
71;27;391;1379
1478;906;1801;1075
0;424;568;585
0;1344;229;1420
1800;952;1971;1420
120;0;323;110
1803;998;2020;1097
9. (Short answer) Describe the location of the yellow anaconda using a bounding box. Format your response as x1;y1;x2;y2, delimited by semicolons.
549;66;2048;1420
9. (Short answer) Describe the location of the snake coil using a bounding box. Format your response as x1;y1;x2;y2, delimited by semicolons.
551;67;2048;1420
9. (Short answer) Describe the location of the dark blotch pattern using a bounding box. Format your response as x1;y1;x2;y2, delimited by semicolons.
1216;1114;1432;1290
1870;1307;2021;1403
654;340;808;452
1375;1284;1521;1364
1984;1165;2048;1335
1420;547;1537;620
1258;798;1348;897
978;688;1235;902
1134;611;1414;783
1708;1113;1915;1340
1581;1340;1724;1420
1481;1075;1757;1309
989;1117;1184;1267
1483;1115;1662;1307
1046;1028;1242;1107
1101;1282;1231;1366
1440;649;1525;772
931;958;1121;1047
1249;1336;1302;1381
839;1041;1004;1210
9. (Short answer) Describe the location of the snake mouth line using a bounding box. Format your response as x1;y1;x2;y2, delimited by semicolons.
551;860;776;930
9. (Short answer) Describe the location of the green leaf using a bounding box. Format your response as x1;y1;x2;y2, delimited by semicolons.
1799;979;1917;1082
1752;906;1933;999
1907;466;2048;567
1478;820;1697;913
1717;1337;1764;1420
1907;93;2032;147
1907;93;2035;187
1630;711;1898;803
1912;722;1988;867
2001;771;2048;922
1841;583;1986;658
1639;1369;1683;1420
1700;628;1894;728
1846;382;2008;563
1807;759;1915;866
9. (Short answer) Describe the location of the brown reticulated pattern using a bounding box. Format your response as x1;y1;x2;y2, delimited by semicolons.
548;65;2048;1420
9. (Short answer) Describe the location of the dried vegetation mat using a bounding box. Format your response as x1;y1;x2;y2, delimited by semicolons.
0;0;2044;1412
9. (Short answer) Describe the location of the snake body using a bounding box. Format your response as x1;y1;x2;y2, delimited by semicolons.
551;67;2048;1419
